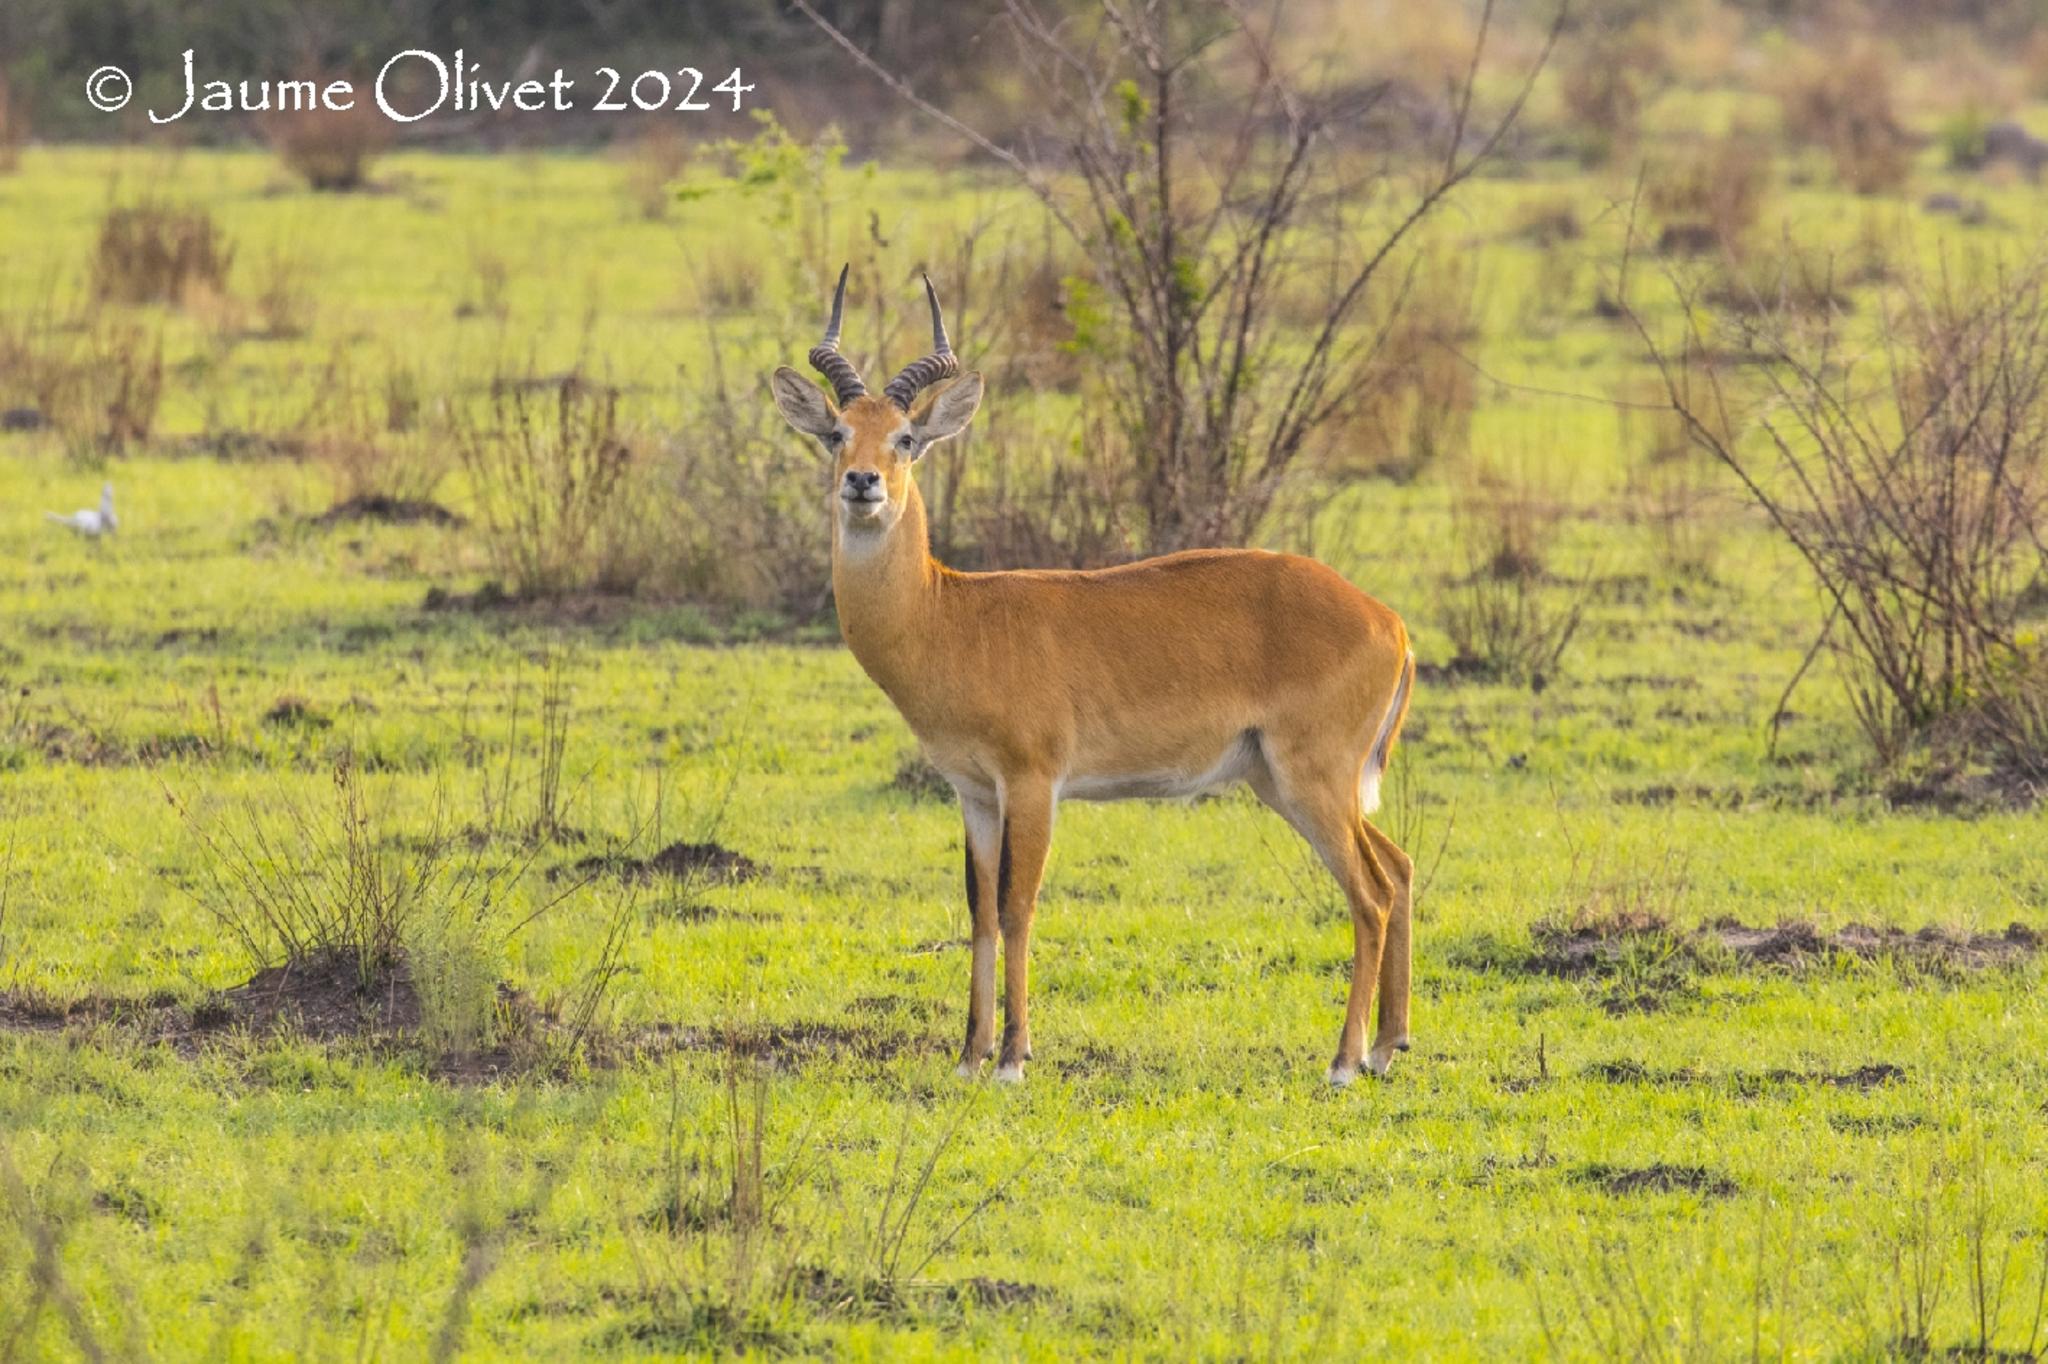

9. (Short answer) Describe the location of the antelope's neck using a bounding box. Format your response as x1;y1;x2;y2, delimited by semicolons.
832;480;943;704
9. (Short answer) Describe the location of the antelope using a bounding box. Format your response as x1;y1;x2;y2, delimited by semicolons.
771;267;1417;1086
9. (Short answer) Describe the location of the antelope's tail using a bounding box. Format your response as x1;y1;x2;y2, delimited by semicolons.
1358;649;1416;817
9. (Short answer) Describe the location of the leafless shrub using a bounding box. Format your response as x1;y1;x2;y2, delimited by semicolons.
795;0;1560;554
0;295;164;455
687;237;769;315
91;200;234;305
1532;1199;1808;1360
1646;131;1772;257
624;1060;824;1350
1704;236;1856;318
1872;1147;2048;1360
266;93;390;191
308;353;451;511
245;244;315;340
1640;257;2048;771
1507;192;1581;248
624;1066;1023;1349
1556;20;1664;167
655;328;832;610
912;218;1130;567
622;123;690;221
1774;41;1913;195
1314;251;1483;483
1621;443;1725;581
1381;764;1454;911
455;372;641;598
461;242;511;321
171;751;560;987
1435;461;1589;684
934;406;1142;570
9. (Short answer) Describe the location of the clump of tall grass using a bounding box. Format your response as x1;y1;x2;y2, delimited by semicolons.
1773;40;1913;194
0;292;164;455
244;243;316;340
622;123;690;222
455;371;642;598
307;351;451;512
1311;250;1482;483
171;750;558;990
1434;458;1589;685
91;200;234;305
621;1067;1028;1350
1555;20;1663;167
1645;131;1772;256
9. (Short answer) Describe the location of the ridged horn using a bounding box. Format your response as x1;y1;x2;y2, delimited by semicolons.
882;273;960;411
806;264;867;407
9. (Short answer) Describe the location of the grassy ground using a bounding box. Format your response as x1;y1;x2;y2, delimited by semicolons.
3;138;2047;1359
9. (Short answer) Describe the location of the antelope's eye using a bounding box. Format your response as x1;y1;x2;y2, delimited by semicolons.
824;430;844;447
896;434;916;451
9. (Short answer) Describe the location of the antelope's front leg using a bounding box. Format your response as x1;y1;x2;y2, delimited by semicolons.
995;778;1055;1083
956;791;1002;1077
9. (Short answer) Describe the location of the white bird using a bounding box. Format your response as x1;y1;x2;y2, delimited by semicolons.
45;483;117;537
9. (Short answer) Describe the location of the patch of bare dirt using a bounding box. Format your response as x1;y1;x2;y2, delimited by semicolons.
262;695;332;730
1;948;566;1084
1886;765;2045;814
559;839;763;884
312;495;464;528
215;949;422;1041
654;901;771;925
1415;655;1505;686
1586;1060;1905;1092
420;582;639;626
947;1277;1052;1309
788;1266;1052;1317
1829;1113;1927;1136
1577;1163;1738;1198
641;1019;935;1067
12;720;217;767
1530;915;2040;979
1046;1040;1130;1080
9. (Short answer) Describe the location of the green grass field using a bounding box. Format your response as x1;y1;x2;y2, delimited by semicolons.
3;134;2048;1359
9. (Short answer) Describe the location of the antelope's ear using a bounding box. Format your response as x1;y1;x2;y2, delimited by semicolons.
914;372;983;446
770;367;837;437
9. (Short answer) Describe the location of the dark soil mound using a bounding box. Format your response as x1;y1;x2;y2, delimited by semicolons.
1579;1163;1739;1198
211;948;420;1041
563;839;764;884
314;495;464;527
1530;915;2040;978
645;1018;930;1066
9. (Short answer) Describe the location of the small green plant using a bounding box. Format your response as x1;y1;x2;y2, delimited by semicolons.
1938;106;1993;169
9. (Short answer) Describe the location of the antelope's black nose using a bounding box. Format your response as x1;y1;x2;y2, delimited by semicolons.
844;470;882;496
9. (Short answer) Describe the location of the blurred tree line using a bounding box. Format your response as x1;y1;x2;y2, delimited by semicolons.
6;0;2047;139
0;0;1007;138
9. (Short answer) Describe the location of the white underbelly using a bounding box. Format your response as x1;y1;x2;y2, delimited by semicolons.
1058;732;1261;803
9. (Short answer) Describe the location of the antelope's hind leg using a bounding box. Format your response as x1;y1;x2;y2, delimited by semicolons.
1360;820;1414;1076
1250;764;1397;1087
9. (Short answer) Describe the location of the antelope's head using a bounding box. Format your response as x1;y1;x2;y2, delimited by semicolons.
771;266;984;542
